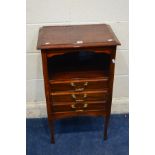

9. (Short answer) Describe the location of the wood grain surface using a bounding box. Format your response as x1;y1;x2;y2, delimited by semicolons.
37;24;120;49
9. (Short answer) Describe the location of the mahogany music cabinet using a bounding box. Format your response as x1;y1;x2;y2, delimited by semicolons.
37;24;121;143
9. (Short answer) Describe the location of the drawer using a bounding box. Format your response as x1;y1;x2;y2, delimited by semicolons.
53;101;106;112
49;78;109;92
51;90;108;104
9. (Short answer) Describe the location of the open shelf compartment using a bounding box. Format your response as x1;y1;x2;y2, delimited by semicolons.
47;51;111;81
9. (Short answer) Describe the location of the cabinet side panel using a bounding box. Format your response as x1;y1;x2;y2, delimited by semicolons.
107;47;117;115
41;50;53;118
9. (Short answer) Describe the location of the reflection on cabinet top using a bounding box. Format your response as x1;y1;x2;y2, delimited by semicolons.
37;24;121;50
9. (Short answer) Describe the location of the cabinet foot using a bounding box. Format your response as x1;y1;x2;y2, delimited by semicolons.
50;136;55;144
48;120;55;144
104;115;110;140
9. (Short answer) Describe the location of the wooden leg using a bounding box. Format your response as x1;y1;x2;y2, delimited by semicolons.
104;115;110;140
48;120;55;144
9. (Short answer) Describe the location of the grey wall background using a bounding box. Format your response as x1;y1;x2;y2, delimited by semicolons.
26;0;129;118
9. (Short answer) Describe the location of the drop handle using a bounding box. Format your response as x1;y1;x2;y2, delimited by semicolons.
70;82;88;87
75;88;84;92
70;82;76;87
71;94;87;100
83;103;88;108
71;103;88;109
75;110;84;112
84;82;88;86
71;104;76;109
71;94;76;99
83;94;87;98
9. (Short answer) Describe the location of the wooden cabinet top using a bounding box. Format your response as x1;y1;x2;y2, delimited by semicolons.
37;24;120;50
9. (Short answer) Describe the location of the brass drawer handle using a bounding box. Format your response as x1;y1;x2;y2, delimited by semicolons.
71;103;88;109
71;94;76;99
71;104;76;109
75;99;84;102
70;82;88;89
83;103;88;108
83;94;87;98
71;94;87;100
70;82;76;87
84;82;88;86
75;110;84;112
75;88;84;92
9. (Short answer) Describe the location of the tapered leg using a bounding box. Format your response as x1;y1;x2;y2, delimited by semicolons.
48;120;55;144
104;115;110;140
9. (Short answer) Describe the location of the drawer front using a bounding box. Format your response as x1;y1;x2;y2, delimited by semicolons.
50;79;108;92
53;102;106;112
51;91;108;104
